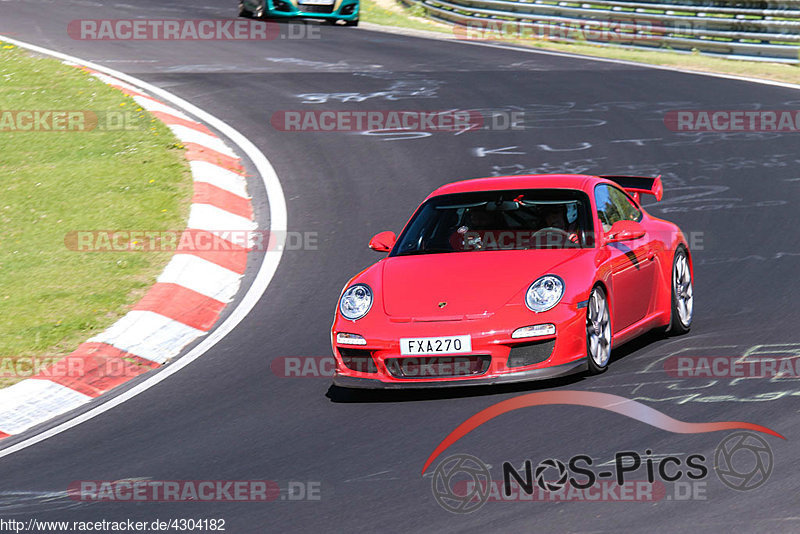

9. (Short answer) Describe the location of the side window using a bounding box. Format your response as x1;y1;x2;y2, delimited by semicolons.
594;185;618;232
595;184;641;232
608;186;642;224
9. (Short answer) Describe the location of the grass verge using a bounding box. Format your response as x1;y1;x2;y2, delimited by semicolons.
360;0;800;86
0;42;192;387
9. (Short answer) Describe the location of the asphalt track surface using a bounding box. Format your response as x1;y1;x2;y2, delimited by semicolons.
2;1;800;532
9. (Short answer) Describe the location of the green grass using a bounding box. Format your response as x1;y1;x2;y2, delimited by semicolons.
361;0;800;86
361;0;453;31
0;43;192;387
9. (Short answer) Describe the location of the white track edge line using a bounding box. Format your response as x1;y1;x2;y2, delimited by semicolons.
0;35;288;458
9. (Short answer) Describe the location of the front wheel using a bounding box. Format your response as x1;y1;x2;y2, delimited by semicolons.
586;285;612;374
344;17;359;26
666;247;693;335
238;1;253;17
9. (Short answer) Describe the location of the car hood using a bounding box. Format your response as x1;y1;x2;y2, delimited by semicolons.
380;249;584;318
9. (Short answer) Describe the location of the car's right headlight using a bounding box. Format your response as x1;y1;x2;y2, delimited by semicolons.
525;275;564;313
339;284;373;320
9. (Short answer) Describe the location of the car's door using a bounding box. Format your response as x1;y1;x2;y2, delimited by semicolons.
594;184;656;332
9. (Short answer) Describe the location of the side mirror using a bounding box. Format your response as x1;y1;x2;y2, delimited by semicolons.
606;220;645;243
369;231;396;253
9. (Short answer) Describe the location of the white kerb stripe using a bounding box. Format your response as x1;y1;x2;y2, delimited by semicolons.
168;125;237;158
189;161;250;199
187;203;257;239
0;380;92;436
157;254;243;303
132;95;193;122
90;72;142;94
89;311;206;364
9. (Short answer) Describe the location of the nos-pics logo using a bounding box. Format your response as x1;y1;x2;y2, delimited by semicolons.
430;432;774;513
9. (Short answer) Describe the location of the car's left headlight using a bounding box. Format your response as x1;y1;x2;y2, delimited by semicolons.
339;284;373;320
525;275;564;312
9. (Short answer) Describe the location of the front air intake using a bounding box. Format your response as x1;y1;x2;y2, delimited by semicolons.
507;339;555;368
338;348;378;373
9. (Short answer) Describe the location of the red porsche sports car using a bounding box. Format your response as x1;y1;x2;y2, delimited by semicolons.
331;174;693;388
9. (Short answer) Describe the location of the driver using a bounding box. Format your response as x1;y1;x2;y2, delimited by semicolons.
543;205;567;230
465;208;503;230
538;204;580;245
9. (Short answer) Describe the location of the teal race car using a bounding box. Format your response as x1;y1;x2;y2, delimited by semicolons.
239;0;359;25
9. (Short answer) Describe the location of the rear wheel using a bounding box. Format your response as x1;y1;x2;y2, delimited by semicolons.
586;286;611;374
667;247;693;335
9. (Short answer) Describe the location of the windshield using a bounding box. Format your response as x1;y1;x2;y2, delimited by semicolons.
391;189;594;256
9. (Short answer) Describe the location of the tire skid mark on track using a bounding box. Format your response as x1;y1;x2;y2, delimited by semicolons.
0;66;255;439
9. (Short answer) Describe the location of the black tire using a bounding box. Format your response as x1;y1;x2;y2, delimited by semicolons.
666;246;693;335
586;285;612;375
238;1;253;17
344;17;359;26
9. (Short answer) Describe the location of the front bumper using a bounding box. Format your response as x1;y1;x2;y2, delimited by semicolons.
265;0;359;20
331;300;588;389
333;358;587;388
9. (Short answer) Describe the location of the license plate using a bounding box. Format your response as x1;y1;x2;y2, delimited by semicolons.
400;335;472;356
298;0;334;5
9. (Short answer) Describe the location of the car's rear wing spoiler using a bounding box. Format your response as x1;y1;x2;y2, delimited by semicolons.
600;175;663;202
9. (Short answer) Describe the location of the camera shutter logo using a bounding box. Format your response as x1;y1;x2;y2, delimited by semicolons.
534;458;568;492
714;431;774;491
431;454;491;513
